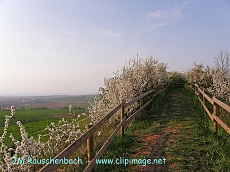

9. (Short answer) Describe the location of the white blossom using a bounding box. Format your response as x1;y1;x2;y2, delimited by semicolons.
0;56;170;171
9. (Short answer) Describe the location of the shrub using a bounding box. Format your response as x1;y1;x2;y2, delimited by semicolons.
186;50;230;104
0;56;170;171
87;56;169;123
170;71;187;85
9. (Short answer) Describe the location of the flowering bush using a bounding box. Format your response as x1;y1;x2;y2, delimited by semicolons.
186;50;230;104
42;117;86;157
69;105;72;114
0;106;42;171
0;107;87;171
208;50;230;104
186;63;206;86
87;56;169;123
0;56;169;171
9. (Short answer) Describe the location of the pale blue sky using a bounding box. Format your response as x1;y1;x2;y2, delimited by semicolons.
0;0;230;95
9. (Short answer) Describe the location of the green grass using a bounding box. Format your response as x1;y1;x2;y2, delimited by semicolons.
0;107;87;148
0;120;57;147
88;86;230;172
0;107;86;127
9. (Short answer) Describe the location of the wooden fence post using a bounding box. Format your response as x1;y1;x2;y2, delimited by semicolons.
194;84;197;103
202;88;206;114
87;124;94;163
197;88;201;109
140;96;143;116
160;84;163;103
202;88;205;105
213;101;217;133
120;103;124;137
155;93;158;111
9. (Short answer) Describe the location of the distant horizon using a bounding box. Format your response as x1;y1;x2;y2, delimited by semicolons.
0;93;97;97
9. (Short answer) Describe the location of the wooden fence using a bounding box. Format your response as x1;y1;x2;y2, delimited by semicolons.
193;84;230;134
37;83;229;171
39;86;166;172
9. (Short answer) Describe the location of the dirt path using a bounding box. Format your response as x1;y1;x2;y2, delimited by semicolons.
126;87;229;171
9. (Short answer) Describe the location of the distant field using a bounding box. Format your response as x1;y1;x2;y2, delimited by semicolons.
0;94;95;127
0;95;93;147
0;115;89;148
0;94;95;109
0;107;86;127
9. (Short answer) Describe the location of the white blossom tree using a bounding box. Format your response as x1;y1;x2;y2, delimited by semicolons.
87;56;169;123
186;50;230;104
208;50;230;103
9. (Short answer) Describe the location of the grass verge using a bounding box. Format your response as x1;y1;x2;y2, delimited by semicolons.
88;86;229;172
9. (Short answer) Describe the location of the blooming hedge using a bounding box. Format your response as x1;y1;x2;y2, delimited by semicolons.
0;56;169;171
87;56;169;123
186;50;230;104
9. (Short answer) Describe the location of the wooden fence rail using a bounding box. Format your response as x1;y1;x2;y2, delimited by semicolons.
194;84;230;134
39;86;165;172
38;83;229;171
